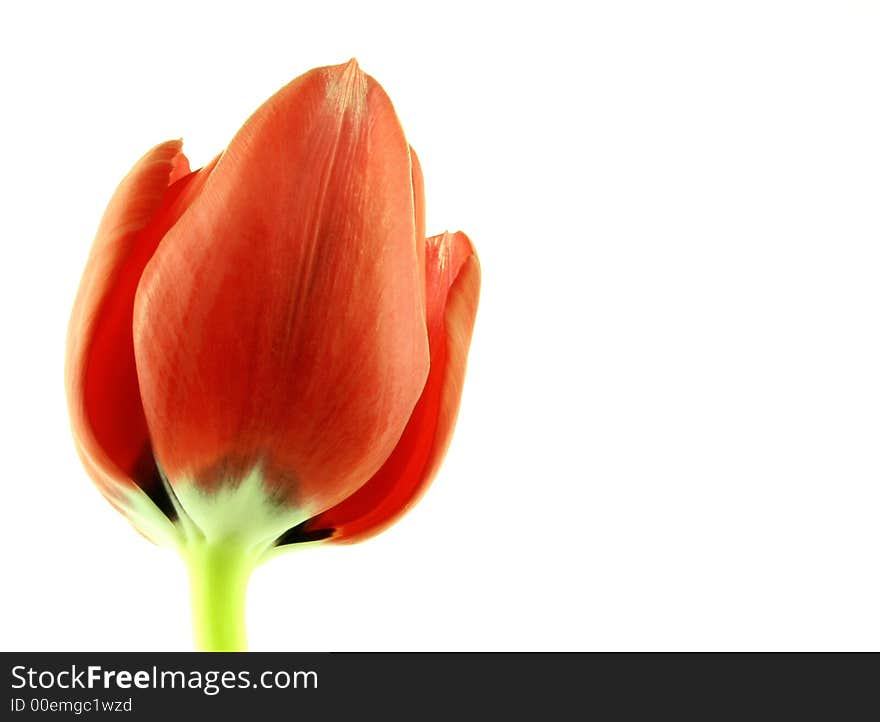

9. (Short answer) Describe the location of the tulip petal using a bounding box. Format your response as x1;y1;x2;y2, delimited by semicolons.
410;147;425;245
410;146;426;303
66;140;215;544
133;61;429;528
280;231;480;545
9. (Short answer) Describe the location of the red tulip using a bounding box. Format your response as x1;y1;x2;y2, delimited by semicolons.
65;60;480;650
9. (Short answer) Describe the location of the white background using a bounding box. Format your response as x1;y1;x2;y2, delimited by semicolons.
1;0;879;651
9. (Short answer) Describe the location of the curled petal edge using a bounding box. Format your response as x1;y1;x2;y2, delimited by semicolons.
276;231;480;548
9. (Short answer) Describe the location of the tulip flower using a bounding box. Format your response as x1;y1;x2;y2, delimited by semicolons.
65;60;480;651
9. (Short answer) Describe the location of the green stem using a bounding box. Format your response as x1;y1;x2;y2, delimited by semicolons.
185;541;256;652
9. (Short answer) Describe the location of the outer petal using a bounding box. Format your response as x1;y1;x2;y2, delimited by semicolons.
133;60;429;527
65;139;216;543
409;145;426;288
281;231;480;545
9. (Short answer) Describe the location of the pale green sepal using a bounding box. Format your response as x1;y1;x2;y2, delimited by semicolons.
172;464;314;555
119;485;184;549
